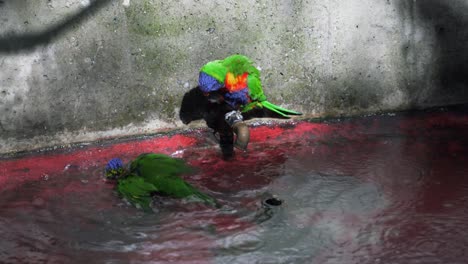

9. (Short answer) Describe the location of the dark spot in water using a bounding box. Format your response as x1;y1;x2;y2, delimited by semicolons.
264;197;282;206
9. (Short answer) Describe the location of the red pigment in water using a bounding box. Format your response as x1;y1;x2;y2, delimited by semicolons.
1;106;468;263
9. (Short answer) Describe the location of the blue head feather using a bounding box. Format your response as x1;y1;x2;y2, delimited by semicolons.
198;72;223;93
224;88;250;108
106;158;123;171
105;158;125;179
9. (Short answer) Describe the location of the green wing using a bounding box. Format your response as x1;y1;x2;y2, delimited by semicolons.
246;72;266;102
129;153;217;206
130;153;193;180
117;176;158;212
221;54;259;77
243;66;302;117
200;54;260;84
202;54;302;117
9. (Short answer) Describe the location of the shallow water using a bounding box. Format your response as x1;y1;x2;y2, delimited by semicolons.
1;106;468;264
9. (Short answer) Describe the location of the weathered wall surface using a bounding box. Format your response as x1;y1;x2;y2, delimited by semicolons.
1;0;468;154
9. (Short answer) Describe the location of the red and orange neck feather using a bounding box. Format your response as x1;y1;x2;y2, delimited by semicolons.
225;72;248;92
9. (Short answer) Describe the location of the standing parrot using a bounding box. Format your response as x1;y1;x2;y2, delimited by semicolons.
105;153;217;212
180;55;301;158
180;54;302;159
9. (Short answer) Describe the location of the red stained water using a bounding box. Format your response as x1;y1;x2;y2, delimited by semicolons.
1;106;468;263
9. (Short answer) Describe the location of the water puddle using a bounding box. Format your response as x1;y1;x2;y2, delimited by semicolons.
1;106;468;263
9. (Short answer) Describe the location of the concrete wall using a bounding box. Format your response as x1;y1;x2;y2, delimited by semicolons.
1;0;468;154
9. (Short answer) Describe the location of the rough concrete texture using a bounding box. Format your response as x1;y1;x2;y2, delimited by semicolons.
1;0;468;154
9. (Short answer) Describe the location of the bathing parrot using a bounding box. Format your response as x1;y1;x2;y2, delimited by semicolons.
198;54;302;117
105;153;217;212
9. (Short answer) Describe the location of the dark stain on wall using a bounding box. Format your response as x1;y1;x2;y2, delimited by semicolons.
396;0;468;105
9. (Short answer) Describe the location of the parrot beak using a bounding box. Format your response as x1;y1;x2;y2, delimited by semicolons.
232;121;250;150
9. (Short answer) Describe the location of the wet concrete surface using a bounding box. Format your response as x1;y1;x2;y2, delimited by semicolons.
1;105;468;263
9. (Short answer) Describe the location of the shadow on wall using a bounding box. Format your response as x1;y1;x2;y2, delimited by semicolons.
0;0;112;54
396;0;468;104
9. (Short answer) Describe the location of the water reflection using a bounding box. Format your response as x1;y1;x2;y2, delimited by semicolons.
1;108;468;263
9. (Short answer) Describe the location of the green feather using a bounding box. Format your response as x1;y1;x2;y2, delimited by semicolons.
221;54;259;77
117;153;217;210
200;54;261;84
129;153;193;180
117;176;158;212
246;74;266;102
200;60;227;83
201;54;302;118
260;101;303;117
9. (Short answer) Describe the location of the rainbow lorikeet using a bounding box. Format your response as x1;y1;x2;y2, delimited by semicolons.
105;153;217;212
198;54;302;117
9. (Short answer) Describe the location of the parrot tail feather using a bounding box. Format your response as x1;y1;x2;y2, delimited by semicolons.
261;101;302;117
